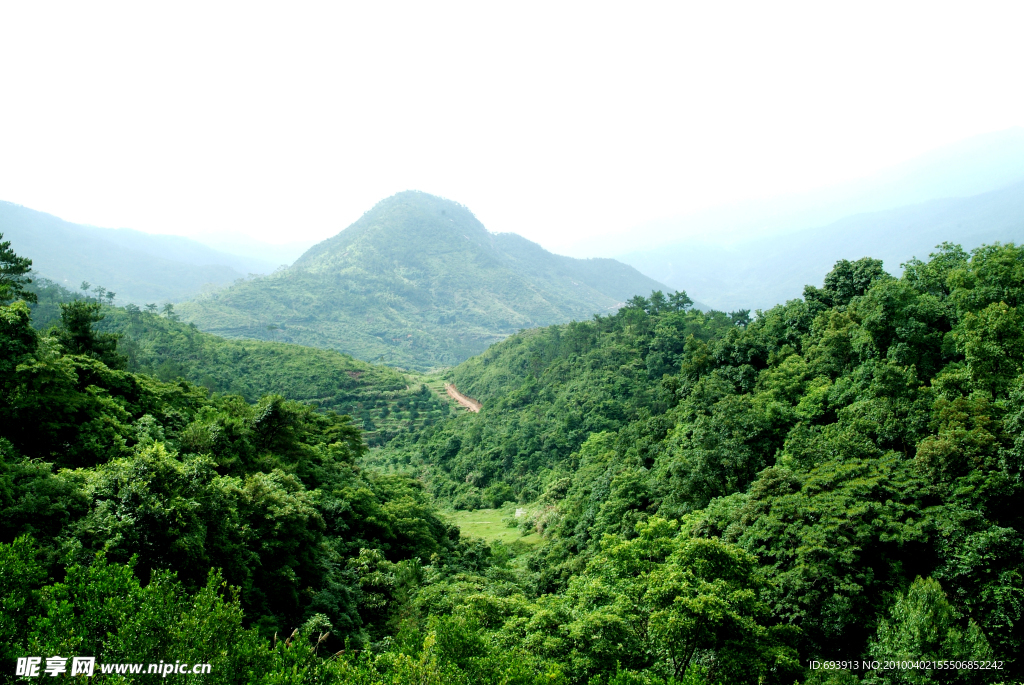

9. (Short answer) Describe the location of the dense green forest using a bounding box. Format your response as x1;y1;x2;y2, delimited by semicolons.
3;232;1023;683
2;237;550;683
375;242;1024;682
25;277;452;446
178;191;671;370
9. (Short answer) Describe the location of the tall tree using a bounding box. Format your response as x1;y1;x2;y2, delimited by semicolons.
668;290;693;311
53;300;127;369
0;233;37;304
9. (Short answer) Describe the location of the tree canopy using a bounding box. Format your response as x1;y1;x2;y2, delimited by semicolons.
3;239;1024;684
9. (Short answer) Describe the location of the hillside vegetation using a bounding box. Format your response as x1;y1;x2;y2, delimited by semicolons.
3;233;1024;684
179;191;670;370
376;242;1024;680
26;277;452;446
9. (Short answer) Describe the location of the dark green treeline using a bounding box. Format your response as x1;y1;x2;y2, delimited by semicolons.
377;243;1024;682
2;236;1023;684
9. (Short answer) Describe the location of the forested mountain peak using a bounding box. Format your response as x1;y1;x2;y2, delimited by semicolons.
294;191;488;270
180;191;669;370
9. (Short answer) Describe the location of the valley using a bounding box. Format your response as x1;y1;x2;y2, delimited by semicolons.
3;200;1024;684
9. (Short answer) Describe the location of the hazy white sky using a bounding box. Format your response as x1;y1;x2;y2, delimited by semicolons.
2;1;1023;252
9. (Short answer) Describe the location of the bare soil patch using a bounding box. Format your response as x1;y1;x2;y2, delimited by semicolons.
445;383;482;412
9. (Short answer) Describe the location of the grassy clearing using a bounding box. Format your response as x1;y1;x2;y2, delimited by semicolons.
447;508;542;546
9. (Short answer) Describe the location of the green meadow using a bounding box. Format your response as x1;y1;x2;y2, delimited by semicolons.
446;508;542;546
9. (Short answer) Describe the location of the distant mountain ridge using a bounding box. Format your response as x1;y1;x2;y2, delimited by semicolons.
563;127;1024;258
180;191;671;370
0;200;278;303
624;177;1024;311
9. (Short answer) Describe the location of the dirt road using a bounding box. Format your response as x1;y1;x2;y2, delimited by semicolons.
445;383;482;412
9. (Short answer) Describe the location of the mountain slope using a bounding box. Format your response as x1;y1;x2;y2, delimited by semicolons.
371;243;1024;670
622;177;1024;311
25;277;452;446
0;200;276;303
180;191;670;370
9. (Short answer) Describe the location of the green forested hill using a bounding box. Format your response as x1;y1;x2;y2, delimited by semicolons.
25;277;451;445
5;233;1024;684
0;289;484;673
375;243;1024;680
1;239;575;684
179;191;670;370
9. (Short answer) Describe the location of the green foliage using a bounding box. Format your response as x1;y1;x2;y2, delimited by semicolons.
566;518;800;683
178;191;670;370
0;536;46;669
6;237;1024;684
1;533;564;685
25;276;452;445
804;257;890;311
23;553;258;680
374;242;1024;681
0;274;465;648
52;300;127;369
864;577;993;684
0;232;36;304
375;303;734;510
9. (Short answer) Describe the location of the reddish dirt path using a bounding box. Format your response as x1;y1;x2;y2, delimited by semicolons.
445;383;482;412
